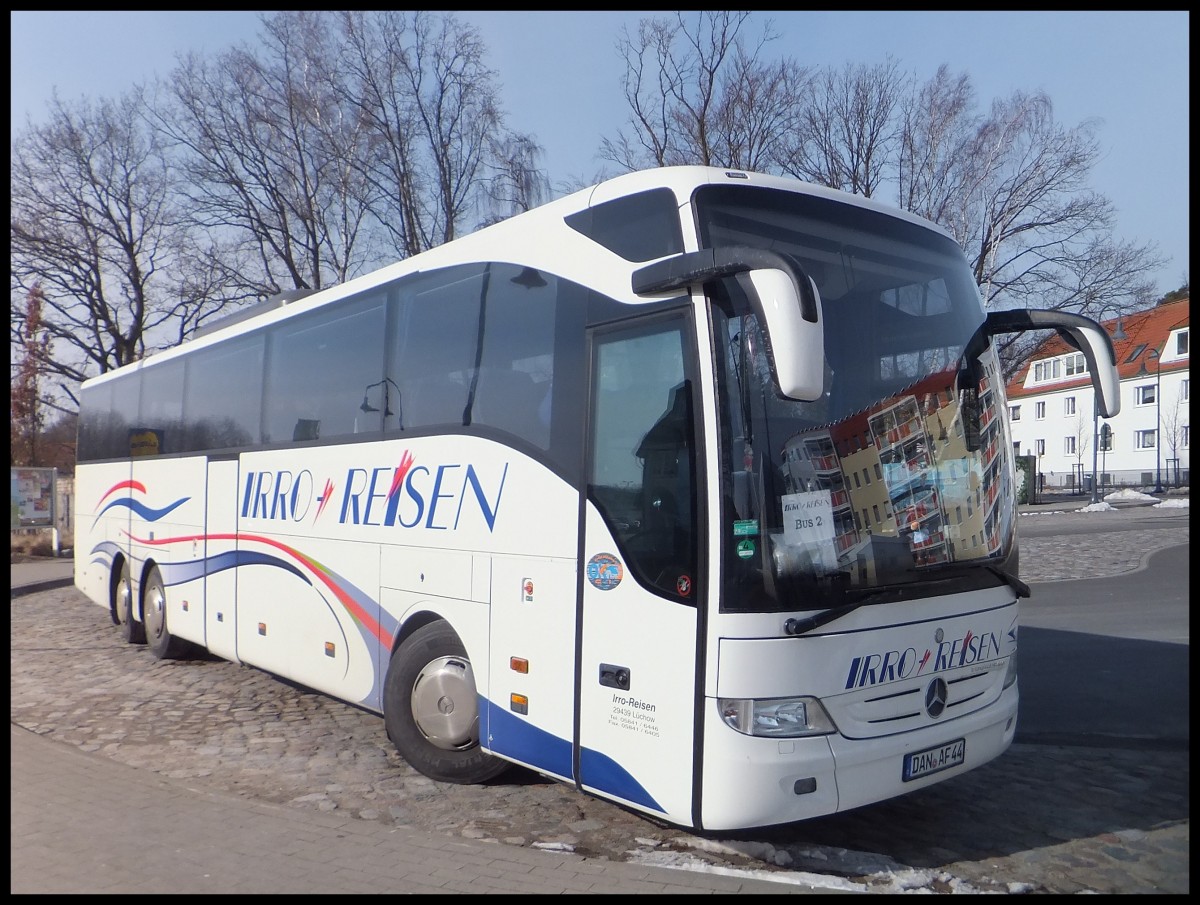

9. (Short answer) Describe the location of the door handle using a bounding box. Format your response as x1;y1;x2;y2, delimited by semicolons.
599;663;631;690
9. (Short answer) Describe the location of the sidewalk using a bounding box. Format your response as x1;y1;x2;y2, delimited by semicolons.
11;725;833;894
10;556;75;596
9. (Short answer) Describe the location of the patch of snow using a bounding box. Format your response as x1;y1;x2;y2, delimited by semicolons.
626;847;1008;894
531;841;575;852
1103;488;1159;501
1154;497;1189;508
626;848;871;892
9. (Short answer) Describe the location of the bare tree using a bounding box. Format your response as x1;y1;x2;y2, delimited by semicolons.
480;133;551;227
1159;385;1187;486
336;11;507;254
781;58;907;198
1070;410;1092;490
10;90;238;396
713;52;811;173
945;90;1166;375
896;64;979;240
154;11;374;295
606;16;1167;359
11;285;49;465
603;11;792;171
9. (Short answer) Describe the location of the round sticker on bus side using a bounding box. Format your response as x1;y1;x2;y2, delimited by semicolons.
586;553;623;590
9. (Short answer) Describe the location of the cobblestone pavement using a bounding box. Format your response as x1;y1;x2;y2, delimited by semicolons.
1015;503;1190;583
10;508;1188;894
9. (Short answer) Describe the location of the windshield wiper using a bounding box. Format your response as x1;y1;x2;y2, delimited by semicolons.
783;590;893;636
782;566;1029;637
987;565;1031;598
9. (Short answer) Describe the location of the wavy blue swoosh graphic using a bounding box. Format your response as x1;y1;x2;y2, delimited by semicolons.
156;550;309;587
88;540;124;568
92;496;190;528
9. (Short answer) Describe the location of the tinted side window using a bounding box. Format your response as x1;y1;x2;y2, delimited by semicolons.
263;292;386;443
78;379;122;462
390;266;486;429
589;318;698;604
137;358;186;455
472;264;557;450
183;334;264;452
565;188;684;262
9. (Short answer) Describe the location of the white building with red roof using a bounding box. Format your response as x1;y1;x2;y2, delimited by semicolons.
1004;297;1189;492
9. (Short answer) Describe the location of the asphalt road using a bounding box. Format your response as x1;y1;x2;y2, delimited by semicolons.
1018;539;1189;750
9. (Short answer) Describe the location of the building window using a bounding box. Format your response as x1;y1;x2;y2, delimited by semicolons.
1064;436;1076;455
1125;343;1147;364
1177;329;1189;355
1064;396;1075;415
1033;362;1043;381
1010;405;1021;421
1136;430;1157;450
1035;438;1045;456
1182;425;1189;448
1136;385;1157;405
1065;353;1088;376
1181;379;1189;402
1035;401;1046;420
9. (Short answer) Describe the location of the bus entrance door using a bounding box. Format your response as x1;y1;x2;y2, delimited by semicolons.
575;318;700;828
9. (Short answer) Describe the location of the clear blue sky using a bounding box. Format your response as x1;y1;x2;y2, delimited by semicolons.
10;10;1189;297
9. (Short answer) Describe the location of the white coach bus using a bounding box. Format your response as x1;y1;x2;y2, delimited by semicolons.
74;166;1120;831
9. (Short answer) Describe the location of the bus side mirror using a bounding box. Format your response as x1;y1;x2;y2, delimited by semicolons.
980;309;1121;418
736;269;824;401
631;246;826;403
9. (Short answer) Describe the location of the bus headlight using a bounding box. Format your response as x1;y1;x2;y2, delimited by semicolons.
1003;651;1018;688
718;696;837;737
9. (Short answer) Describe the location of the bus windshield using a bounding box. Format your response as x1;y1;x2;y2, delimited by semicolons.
695;184;1018;614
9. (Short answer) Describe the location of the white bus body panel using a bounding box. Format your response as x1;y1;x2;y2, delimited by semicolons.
577;503;698;826
700;590;1018;829
74;461;133;611
126;457;209;646
204;459;240;662
484;553;579;781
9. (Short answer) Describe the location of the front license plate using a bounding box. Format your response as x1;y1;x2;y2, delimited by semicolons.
902;738;965;782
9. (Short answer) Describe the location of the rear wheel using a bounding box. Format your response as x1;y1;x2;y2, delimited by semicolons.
142;565;187;659
383;621;509;784
116;558;145;644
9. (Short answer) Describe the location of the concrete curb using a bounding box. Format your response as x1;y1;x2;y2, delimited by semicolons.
10;578;75;598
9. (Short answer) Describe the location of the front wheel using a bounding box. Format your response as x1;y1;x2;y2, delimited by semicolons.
142;565;188;660
383;621;509;784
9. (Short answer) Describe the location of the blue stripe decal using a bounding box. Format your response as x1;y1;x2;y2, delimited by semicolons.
480;699;662;813
93;496;190;527
483;700;573;779
155;550;309;587
578;747;664;812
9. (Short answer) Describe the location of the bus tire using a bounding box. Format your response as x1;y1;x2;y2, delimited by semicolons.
142;565;187;660
116;558;145;644
383;621;509;784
